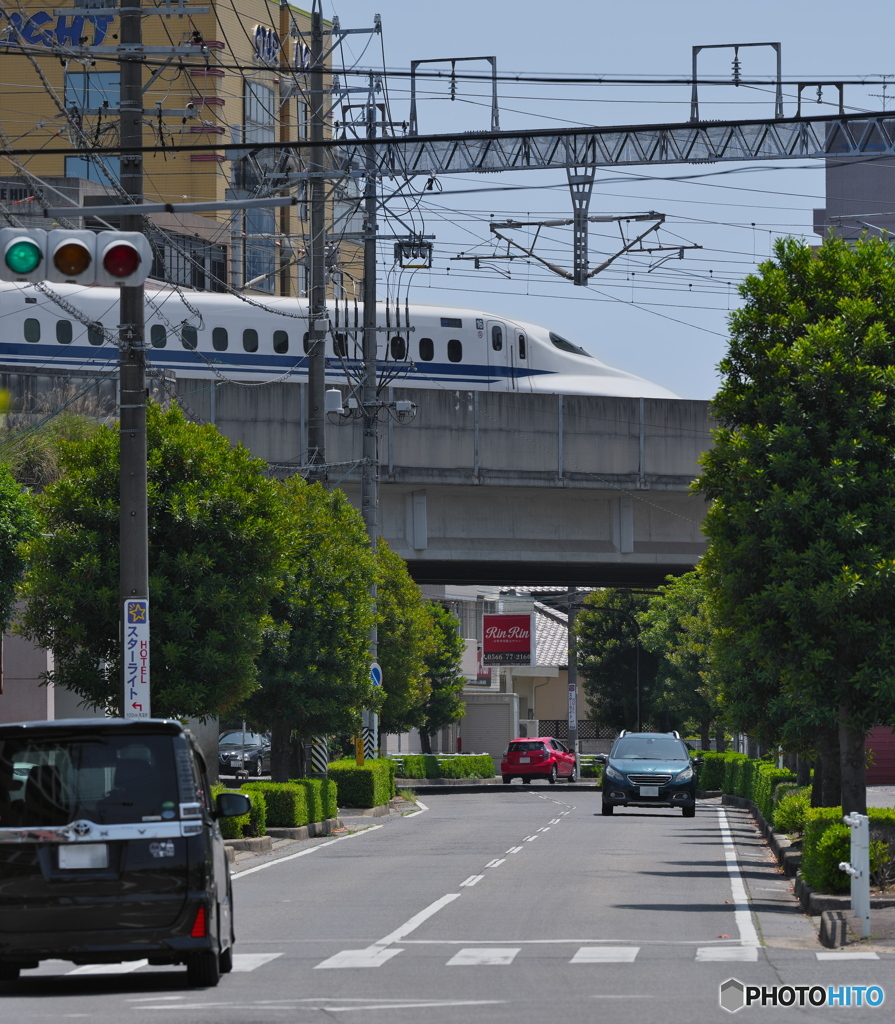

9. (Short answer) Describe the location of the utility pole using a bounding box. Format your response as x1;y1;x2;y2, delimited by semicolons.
361;73;379;757
306;0;327;480
118;0;150;718
567;591;579;774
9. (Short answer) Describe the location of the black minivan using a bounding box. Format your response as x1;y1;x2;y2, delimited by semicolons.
0;718;250;987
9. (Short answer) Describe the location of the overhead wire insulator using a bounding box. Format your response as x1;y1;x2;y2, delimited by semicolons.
731;46;741;87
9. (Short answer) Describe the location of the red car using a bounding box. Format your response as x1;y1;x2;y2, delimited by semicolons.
500;737;577;785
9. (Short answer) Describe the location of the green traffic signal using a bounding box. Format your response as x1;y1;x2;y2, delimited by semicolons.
4;238;42;275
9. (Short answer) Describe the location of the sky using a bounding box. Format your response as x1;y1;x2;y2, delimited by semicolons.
323;0;895;399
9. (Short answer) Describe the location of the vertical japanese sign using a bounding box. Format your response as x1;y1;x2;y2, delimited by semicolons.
123;599;150;719
482;613;536;667
568;682;577;729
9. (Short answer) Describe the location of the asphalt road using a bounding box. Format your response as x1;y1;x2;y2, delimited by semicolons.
2;790;892;1022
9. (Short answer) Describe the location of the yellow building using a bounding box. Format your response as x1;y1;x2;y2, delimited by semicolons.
0;0;359;296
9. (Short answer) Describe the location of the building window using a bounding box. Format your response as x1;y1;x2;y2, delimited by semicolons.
448;339;463;363
63;72;120;183
150;325;167;348
212;327;228;351
244;206;275;294
243;328;258;353
24;318;40;343
56;320;72;344
418;337;434;361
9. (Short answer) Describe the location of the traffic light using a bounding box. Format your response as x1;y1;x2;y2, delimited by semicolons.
0;228;152;286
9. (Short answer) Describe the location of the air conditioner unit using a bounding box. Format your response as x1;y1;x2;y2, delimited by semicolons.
517;719;539;738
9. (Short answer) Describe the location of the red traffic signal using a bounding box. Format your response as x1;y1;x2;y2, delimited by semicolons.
95;232;152;286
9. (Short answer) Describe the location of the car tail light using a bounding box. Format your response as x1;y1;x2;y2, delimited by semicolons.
190;907;207;938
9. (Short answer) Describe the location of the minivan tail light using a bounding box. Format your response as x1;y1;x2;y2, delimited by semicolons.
190;907;207;938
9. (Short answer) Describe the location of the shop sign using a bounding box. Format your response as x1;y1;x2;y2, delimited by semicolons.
482;613;535;667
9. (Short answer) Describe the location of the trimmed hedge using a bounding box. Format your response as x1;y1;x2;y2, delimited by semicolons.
802;806;895;892
242;782;309;828
695;751;739;791
772;787;811;835
328;757;396;808
212;783;267;839
392;754;494;779
289;777;339;822
753;764;797;821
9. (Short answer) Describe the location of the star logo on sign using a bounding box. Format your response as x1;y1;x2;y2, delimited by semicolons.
127;602;147;623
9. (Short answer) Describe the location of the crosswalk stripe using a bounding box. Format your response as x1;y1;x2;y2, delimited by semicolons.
816;951;879;960
696;946;759;962
314;948;402;969
447;948;521;966
67;960;148;975
231;953;284;972
570;947;639;963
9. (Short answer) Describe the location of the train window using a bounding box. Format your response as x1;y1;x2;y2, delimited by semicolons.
518;333;527;360
418;337;434;361
440;317;462;328
549;331;591;357
88;322;104;346
243;329;258;353
56;320;72;345
447;339;462;363
491;325;503;351
212;327;228;351
390;335;407;360
332;333;346;358
150;325;167;348
273;330;288;354
182;326;197;350
24;318;40;343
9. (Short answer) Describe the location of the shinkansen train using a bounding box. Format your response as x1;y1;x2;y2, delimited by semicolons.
0;280;678;398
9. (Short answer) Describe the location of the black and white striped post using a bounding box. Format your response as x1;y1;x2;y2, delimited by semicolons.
311;737;329;776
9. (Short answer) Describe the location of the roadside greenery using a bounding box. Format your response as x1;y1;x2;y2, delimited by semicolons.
418;602;466;754
696;235;895;814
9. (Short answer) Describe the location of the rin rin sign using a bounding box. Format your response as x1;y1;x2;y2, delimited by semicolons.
482;613;536;667
123;600;150;719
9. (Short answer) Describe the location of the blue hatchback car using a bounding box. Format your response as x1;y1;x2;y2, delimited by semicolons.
597;731;703;817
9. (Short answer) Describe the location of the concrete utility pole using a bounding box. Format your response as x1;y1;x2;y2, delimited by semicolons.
306;0;327;480
361;73;379;757
566;592;579;772
118;0;150;717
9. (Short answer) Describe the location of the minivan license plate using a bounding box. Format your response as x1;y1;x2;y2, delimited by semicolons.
639;786;659;798
59;844;109;870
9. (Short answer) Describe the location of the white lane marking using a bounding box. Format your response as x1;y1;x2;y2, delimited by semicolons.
816;951;880;960
524;835;538;842
696;946;759;962
314;948;402;969
233;824;385;878
324;1001;505;1013
536;826;550;832
571;947;639;964
549;818;561;824
376;893;463;947
67;960;148;975
127;997;185;1003
447;948;521;966
460;874;484;887
716;809;761;949
506;846;523;854
404;799;429;817
485;858;506;869
231;953;284;972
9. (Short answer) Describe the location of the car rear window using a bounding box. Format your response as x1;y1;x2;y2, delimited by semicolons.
0;734;181;827
507;741;546;752
612;737;689;760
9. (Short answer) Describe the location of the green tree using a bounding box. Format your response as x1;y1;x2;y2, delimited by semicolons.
241;479;377;781
418;602;466;754
697;234;895;814
376;542;434;735
0;463;39;638
18;402;285;719
577;588;661;733
637;569;722;749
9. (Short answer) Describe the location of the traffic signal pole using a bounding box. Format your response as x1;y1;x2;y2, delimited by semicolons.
118;0;150;719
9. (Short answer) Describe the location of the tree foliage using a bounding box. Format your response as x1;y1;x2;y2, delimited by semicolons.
696;234;895;811
577;589;660;733
376;542;434;734
419;602;466;752
18;402;285;719
241;479;377;779
0;462;38;635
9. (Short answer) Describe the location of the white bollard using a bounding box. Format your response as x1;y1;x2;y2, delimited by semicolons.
839;812;871;939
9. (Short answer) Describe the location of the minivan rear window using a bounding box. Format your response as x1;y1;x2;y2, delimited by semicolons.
0;734;181;827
